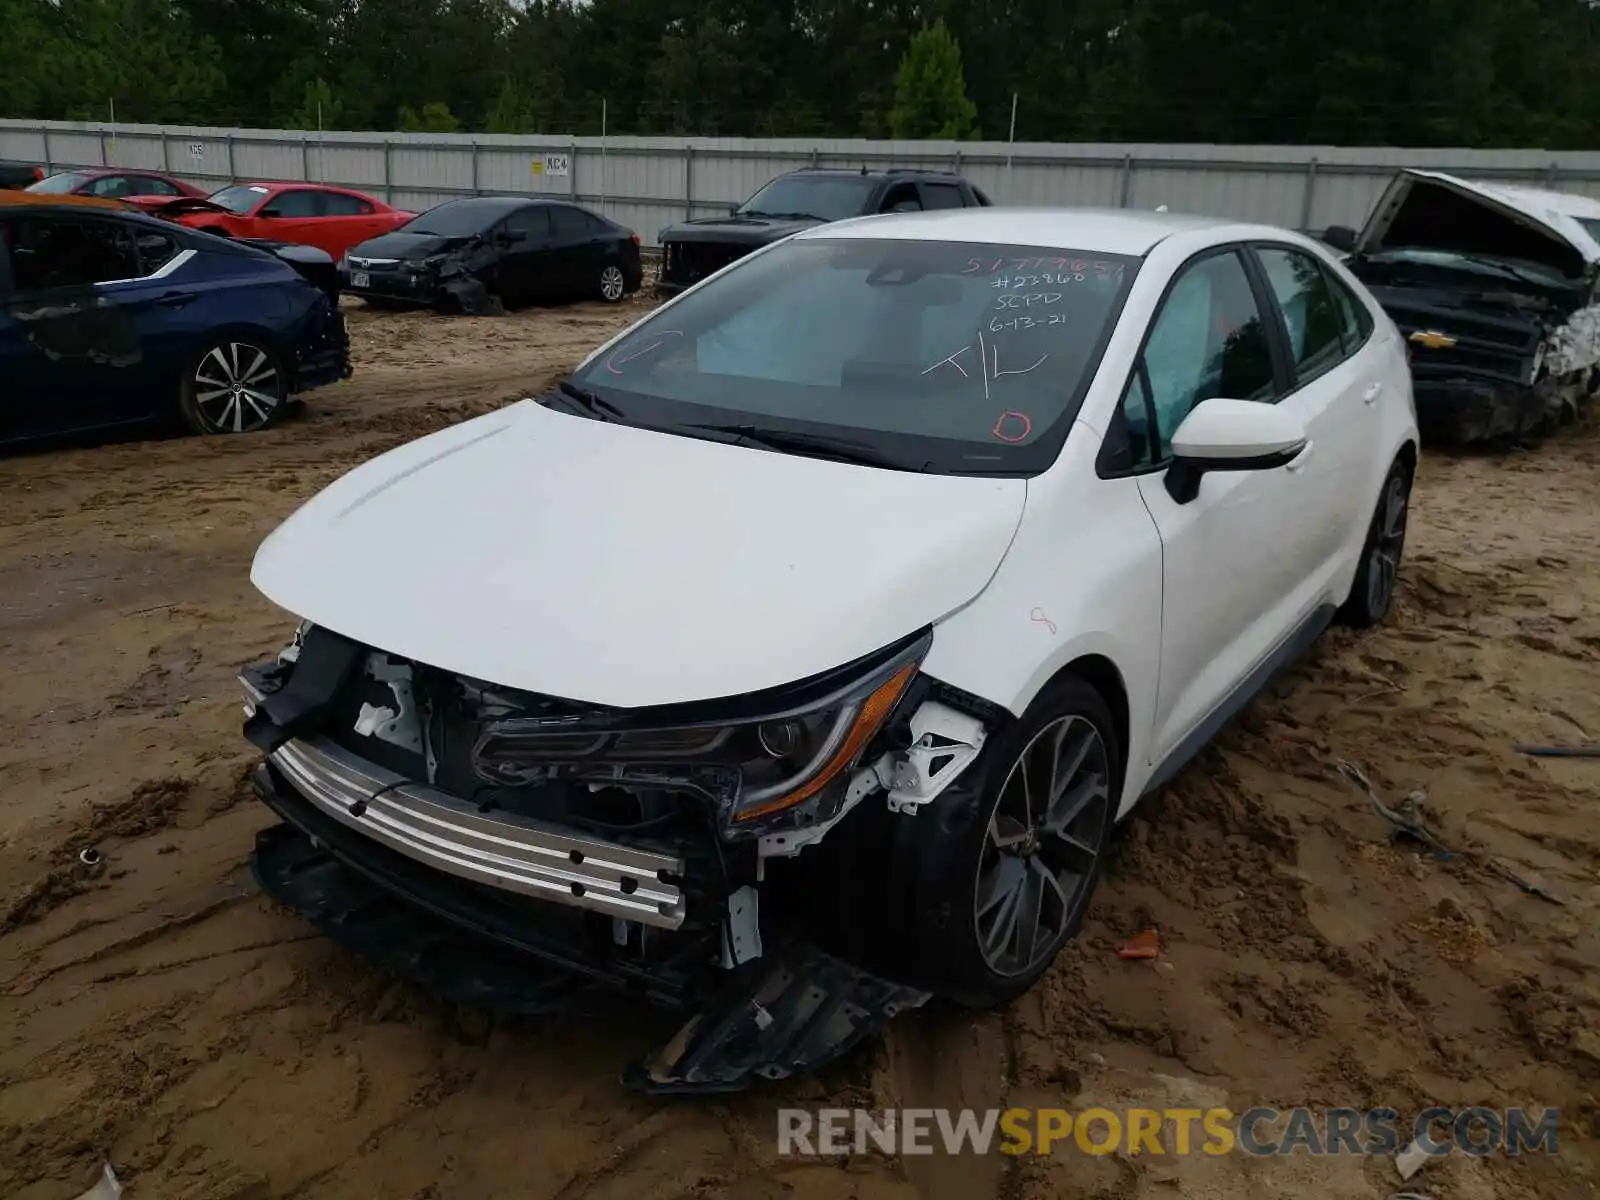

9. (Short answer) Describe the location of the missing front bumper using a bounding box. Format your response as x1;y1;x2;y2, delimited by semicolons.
251;773;929;1092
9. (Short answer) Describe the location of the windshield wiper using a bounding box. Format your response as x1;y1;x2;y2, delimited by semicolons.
550;379;627;421
683;423;916;470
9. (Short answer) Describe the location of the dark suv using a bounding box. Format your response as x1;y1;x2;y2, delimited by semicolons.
656;167;991;295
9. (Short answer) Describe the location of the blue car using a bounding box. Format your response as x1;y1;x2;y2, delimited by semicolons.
0;193;352;443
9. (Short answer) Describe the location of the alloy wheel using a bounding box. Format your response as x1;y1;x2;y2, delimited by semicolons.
1366;472;1409;615
600;265;626;302
974;714;1111;978
192;342;283;433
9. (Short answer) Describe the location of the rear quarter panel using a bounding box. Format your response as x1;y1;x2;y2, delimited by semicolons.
121;246;306;400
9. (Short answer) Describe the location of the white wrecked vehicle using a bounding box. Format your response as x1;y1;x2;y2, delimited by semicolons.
1323;169;1600;443
238;208;1418;1092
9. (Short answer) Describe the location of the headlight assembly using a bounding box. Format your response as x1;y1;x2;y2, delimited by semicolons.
470;633;929;836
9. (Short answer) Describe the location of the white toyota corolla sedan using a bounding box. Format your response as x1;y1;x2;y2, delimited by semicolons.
237;207;1418;1091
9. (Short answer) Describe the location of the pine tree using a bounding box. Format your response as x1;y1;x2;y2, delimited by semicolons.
888;19;979;140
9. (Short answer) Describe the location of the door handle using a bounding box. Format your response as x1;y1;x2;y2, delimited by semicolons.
1285;440;1315;472
1361;381;1383;405
155;292;197;308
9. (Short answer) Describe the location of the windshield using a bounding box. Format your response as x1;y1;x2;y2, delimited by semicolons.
567;238;1140;475
737;176;878;222
400;201;500;237
1575;217;1600;246
207;184;270;214
1365;246;1571;288
25;171;92;194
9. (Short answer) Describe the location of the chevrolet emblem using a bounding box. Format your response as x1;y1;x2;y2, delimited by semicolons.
1409;330;1458;350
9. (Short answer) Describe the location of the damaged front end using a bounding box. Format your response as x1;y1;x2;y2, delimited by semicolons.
240;622;994;1091
1341;171;1600;444
345;237;504;315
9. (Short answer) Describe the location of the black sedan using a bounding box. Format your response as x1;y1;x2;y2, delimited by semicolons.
340;196;643;313
0;192;351;443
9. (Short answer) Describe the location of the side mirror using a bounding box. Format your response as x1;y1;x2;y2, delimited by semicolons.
502;229;528;243
1320;225;1357;254
259;206;283;219
1164;398;1309;504
728;203;741;215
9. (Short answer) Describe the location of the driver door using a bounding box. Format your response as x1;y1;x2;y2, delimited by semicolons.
1123;247;1324;769
250;188;324;245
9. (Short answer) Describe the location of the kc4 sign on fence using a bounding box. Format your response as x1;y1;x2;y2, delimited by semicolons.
531;152;570;177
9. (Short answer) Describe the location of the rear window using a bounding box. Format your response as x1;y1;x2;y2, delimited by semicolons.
570;237;1140;475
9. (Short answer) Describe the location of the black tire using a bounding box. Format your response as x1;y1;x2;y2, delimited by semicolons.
886;675;1121;1009
177;336;288;435
598;261;627;303
1339;457;1412;628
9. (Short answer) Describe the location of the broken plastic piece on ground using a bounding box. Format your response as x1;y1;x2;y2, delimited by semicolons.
622;942;930;1095
1335;759;1456;860
1394;1138;1436;1181
1117;929;1160;960
73;1162;122;1200
1513;742;1600;758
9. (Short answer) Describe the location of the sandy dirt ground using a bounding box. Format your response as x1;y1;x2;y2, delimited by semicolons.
3;296;1600;1200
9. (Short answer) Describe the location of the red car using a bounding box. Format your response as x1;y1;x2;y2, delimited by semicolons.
156;182;417;261
25;166;209;203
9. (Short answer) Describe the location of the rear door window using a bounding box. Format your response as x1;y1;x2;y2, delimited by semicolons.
265;190;322;218
5;215;142;290
506;206;551;238
1254;245;1348;386
919;182;966;210
134;229;182;274
320;191;373;216
548;205;589;239
130;175;184;197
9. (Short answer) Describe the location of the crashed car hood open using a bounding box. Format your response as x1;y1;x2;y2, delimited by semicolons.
250;401;1026;709
1356;169;1600;274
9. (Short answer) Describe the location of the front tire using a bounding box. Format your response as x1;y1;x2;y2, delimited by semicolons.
178;337;288;435
598;262;627;303
892;676;1120;1008
1339;457;1412;627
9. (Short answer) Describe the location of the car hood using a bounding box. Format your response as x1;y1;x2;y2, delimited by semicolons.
250;401;1027;709
347;230;474;261
1356;169;1600;278
658;215;824;247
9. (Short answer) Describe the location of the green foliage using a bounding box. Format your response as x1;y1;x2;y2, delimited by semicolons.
4;0;1600;148
888;20;979;140
485;77;533;134
398;102;461;132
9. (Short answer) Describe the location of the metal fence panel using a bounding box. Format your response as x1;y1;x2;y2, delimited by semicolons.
11;118;1600;245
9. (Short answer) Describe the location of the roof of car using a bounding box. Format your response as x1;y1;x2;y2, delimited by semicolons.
0;189;130;212
800;206;1241;256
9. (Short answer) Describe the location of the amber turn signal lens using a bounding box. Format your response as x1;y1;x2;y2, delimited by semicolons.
733;662;918;822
